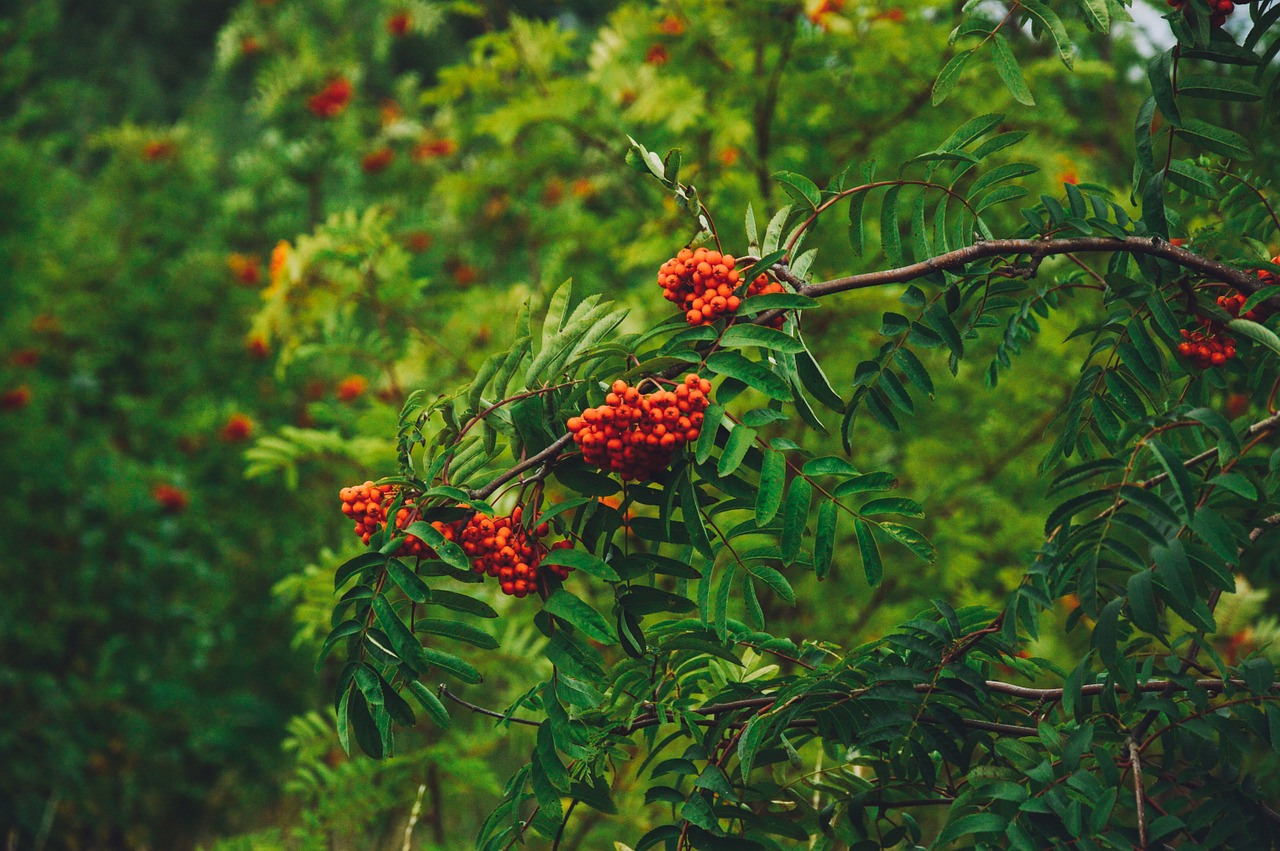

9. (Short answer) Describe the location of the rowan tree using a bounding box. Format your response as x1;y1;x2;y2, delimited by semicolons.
316;2;1280;849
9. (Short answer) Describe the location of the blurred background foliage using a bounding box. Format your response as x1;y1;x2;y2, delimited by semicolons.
2;0;1271;848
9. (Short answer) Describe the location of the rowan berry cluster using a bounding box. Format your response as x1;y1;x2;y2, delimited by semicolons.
657;247;786;327
458;505;572;598
568;375;711;481
308;77;353;118
339;481;439;557
339;485;576;598
1178;328;1237;369
1217;292;1264;322
1167;0;1236;27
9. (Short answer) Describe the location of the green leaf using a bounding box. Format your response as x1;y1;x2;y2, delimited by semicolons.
1241;285;1280;316
1076;0;1109;31
1179;73;1264;102
372;594;430;673
756;448;786;527
762;205;792;254
335;552;386;590
1146;440;1197;525
802;456;858;476
719;324;804;353
428;589;499;619
781;477;811;566
704;351;792;401
745;563;795;605
681;469;715;560
814;499;837;580
540;548;621;581
932;49;974;106
1228;319;1280;358
937;813;1008;845
880;185;903;267
406;681;451;729
1186;406;1241;462
880;522;936;562
736;293;821;314
1127;571;1161;634
1148;48;1181;127
1018;1;1074;68
696;404;725;465
796;345;846;410
404;521;470;572
420;644;483;684
346;689;383;759
541;279;573;349
924;303;964;358
1166;159;1219;199
848;190;868;256
387;560;432;604
835;472;896;497
773;171;821;208
859;497;923;518
1176;118;1253;160
894;348;935;398
416;618;499;649
992;34;1035;106
544;590;617;645
739;249;789;287
854;519;882;587
317;620;362;670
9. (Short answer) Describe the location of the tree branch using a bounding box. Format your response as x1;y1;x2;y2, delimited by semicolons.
802;237;1274;301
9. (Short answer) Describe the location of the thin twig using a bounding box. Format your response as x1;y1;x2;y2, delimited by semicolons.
1129;740;1148;850
438;684;541;727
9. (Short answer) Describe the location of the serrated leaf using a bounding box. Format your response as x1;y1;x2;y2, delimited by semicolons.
992;34;1035;106
814;499;837;580
1176;118;1252;160
404;521;470;572
854;518;882;587
756;449;786;526
880;522;936;562
415;618;499;650
372;593;430;673
407;681;451;728
1147;440;1197;525
1229;319;1280;358
932;49;974;106
540;548;621;581
773;171;821;208
781;477;812;566
719;325;804;353
544;590;616;645
318;620;362;670
387;560;432;604
1018;0;1074;69
718;424;756;478
704;351;792;401
696;404;725;465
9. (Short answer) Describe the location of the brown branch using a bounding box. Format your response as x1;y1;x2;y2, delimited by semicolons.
802;237;1274;301
438;685;541;727
1129;739;1149;850
468;433;574;500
